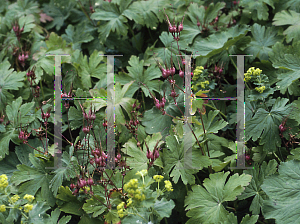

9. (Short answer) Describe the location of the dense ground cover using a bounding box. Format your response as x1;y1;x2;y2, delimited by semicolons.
0;0;300;223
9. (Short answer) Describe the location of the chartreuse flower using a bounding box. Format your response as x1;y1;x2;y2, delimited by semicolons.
117;202;125;218
24;204;33;213
126;198;132;207
23;194;35;203
0;174;8;189
0;205;6;212
164;180;173;192
10;195;20;203
255;86;266;93
153;175;164;182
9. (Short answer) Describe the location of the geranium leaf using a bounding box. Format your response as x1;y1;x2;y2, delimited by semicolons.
245;97;293;152
269;41;300;94
115;55;162;98
184;171;252;224
261;160;300;224
245;23;282;61
238;159;278;215
272;10;300;43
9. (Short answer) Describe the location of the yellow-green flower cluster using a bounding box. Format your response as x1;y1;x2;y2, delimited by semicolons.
0;174;8;189
124;179;138;192
255;86;266;93
23;194;35;203
193;66;204;80
153;175;164;182
200;80;209;89
10;195;20;203
117;202;125;218
136;169;147;177
23;204;33;213
0;205;6;212
244;67;262;82
164;180;173;192
126;198;132;207
124;179;145;201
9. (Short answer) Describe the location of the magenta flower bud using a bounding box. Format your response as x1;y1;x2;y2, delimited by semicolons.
162;111;166;115
82;127;89;134
81;179;87;187
95;157;101;165
197;21;201;27
173;25;177;33
45;112;50;118
215;17;218;22
146;151;153;159
20;27;24;32
166;69;171;76
18;54;22;61
162;97;166;104
160;101;165;108
179;70;184;78
219;68;223;74
155;103;161;109
70;183;75;189
95;149;100;156
170;67;175;75
169;26;175;33
83;112;88;120
87;178;94;185
102;151;106;158
90;113;96;120
73;189;78;194
115;157;118;163
117;153;121;160
178;23;183;32
245;154;250;161
154;149;159;159
162;70;167;78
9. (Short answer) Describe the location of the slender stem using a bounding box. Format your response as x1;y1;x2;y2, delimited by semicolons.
77;0;96;27
25;142;44;154
164;217;168;224
204;103;227;119
141;91;146;111
195;173;201;185
199;111;210;157
273;152;282;163
186;121;205;156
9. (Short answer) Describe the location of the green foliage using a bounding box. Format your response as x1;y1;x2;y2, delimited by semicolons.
261;160;300;224
184;171;252;224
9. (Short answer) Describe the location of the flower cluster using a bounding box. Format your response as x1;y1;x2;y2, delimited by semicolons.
10;195;20;204
23;204;33;213
255;86;266;93
23;194;35;203
191;66;210;91
244;67;262;82
192;66;204;79
164;180;173;192
153;175;164;182
0;205;6;212
124;178;146;201
0;174;8;190
117;202;125;218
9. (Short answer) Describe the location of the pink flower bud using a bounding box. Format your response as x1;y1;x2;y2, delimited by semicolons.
178;23;183;32
82;127;89;134
179;70;184;78
117;153;121;160
154;149;159;159
155;103;161;109
245;154;250;161
170;67;175;75
70;183;75;189
87;178;93;185
146;151;153;159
